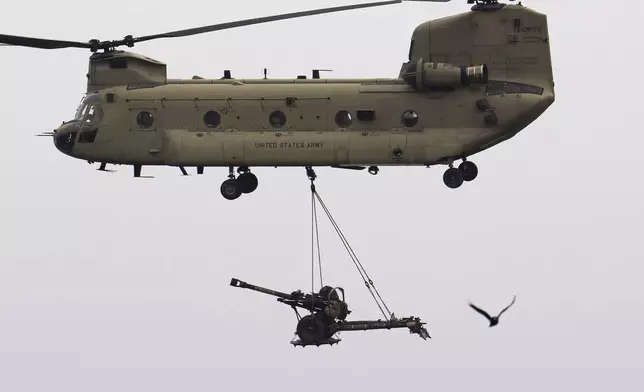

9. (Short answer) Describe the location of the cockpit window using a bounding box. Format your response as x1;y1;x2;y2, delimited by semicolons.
75;103;88;120
73;93;102;121
83;104;104;124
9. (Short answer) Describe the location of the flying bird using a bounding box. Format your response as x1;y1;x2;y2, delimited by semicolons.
469;295;516;327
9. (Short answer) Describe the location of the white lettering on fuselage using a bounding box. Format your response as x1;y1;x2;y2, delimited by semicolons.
254;142;324;149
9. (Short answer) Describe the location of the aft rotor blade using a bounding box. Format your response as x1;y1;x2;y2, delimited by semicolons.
0;34;94;50
132;0;430;43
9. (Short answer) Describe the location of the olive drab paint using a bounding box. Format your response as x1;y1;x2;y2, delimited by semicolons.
6;0;554;199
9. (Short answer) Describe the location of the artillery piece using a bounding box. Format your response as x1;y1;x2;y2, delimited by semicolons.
230;278;430;347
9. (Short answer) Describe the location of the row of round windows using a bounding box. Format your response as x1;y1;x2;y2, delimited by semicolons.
136;109;420;129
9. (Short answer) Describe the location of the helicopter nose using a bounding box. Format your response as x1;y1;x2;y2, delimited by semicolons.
53;123;79;156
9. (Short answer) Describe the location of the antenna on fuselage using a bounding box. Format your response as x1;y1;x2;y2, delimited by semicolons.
312;69;333;79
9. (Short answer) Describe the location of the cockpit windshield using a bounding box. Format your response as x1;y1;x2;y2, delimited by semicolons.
83;104;104;124
74;105;88;120
74;97;87;120
72;93;103;123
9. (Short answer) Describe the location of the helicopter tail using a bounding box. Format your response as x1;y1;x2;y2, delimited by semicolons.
406;2;554;96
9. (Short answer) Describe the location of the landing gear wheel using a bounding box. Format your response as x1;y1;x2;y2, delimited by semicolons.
458;161;478;182
237;172;258;194
443;167;464;189
220;178;242;200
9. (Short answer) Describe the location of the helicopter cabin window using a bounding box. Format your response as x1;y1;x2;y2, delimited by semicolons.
401;110;419;127
356;109;376;122
269;110;287;128
203;110;221;128
136;110;155;129
335;110;352;128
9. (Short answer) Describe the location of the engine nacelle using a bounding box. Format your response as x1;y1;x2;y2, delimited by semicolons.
401;58;488;91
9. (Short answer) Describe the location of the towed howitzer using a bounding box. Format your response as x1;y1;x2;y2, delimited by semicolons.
230;277;431;347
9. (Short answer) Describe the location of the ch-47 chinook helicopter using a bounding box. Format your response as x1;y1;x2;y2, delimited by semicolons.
2;0;554;200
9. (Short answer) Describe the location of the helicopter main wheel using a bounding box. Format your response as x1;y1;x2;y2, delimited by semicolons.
458;160;478;182
237;172;258;194
220;178;242;200
443;167;464;189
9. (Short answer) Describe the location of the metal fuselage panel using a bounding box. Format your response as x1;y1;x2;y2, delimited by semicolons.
69;80;532;167
412;4;555;88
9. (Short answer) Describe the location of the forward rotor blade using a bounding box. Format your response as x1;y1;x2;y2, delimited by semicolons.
132;0;440;44
1;0;450;51
0;34;94;50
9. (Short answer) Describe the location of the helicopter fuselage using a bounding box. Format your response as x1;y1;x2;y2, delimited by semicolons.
53;76;552;168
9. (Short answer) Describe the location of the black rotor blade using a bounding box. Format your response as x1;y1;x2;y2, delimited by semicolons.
0;34;94;50
0;0;450;51
132;0;406;44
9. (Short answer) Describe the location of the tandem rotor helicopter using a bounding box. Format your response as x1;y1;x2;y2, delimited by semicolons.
2;0;554;200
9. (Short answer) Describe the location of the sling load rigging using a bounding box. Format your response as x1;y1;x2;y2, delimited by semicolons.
230;167;430;347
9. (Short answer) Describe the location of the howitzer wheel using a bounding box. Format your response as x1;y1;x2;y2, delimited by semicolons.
296;314;328;344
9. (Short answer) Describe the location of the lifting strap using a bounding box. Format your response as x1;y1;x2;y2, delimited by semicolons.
309;182;393;321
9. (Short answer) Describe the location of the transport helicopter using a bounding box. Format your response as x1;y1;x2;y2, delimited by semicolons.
2;0;554;200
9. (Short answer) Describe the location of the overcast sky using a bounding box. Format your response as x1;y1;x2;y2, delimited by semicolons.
1;0;642;391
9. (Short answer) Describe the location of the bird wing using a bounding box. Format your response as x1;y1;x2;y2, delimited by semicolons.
469;303;493;321
497;295;516;318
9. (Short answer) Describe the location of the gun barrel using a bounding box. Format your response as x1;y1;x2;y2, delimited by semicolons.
230;278;294;300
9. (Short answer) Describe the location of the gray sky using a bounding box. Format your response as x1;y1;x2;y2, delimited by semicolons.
1;0;642;390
